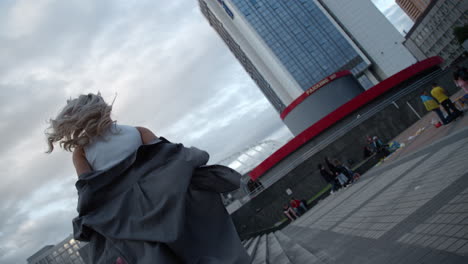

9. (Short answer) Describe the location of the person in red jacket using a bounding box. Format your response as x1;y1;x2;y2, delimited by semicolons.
290;198;308;216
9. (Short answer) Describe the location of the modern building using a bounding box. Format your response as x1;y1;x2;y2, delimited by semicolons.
199;0;416;134
396;0;431;21
27;235;87;264
403;0;468;67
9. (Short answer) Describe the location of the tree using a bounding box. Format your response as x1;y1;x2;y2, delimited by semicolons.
453;24;468;44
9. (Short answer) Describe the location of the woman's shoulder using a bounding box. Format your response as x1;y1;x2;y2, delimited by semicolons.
134;126;158;144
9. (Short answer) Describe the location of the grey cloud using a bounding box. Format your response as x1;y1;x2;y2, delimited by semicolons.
0;208;77;264
383;4;413;34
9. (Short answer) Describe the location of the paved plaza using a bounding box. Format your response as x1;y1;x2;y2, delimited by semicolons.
281;113;468;263
244;95;468;263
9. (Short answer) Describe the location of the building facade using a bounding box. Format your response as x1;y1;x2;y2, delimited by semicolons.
318;0;417;80
27;235;87;264
396;0;431;21
199;0;417;135
199;0;416;110
199;0;377;114
403;0;468;67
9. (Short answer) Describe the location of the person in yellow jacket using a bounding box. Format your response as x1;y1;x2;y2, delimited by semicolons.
420;91;448;125
430;83;463;122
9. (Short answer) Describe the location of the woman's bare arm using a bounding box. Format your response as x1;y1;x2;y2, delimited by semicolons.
136;126;157;144
72;147;92;176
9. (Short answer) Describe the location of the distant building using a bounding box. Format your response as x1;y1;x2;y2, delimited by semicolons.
396;0;431;21
27;235;87;264
403;0;468;67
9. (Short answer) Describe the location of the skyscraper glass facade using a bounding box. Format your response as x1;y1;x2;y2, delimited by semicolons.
199;0;286;112
230;0;370;91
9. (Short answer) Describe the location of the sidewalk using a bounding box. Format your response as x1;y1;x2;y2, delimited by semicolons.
385;90;468;163
281;92;468;263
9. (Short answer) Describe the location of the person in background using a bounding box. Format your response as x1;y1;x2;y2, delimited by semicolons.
366;135;377;153
318;163;339;193
333;159;353;184
283;204;298;221
330;160;350;187
325;157;339;175
454;65;468;81
343;164;360;182
430;83;463;121
290;198;308;215
453;72;468;106
420;91;448;125
364;145;374;158
372;136;390;157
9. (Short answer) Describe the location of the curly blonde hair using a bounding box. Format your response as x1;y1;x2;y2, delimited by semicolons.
46;93;115;153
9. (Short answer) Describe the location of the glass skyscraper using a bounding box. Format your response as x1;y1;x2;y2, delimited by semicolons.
230;0;370;90
199;0;378;114
199;0;418;137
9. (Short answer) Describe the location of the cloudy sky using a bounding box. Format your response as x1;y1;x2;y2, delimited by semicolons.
0;0;412;263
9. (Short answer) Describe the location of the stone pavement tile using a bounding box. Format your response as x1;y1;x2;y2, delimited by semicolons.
427;223;447;235
445;225;464;237
283;132;468;263
427;237;450;249
442;214;459;224
391;247;432;264
446;239;468;253
436;237;458;251
416;252;448;264
407;234;425;244
456;242;468;255
438;224;456;235
421;235;438;247
413;234;434;246
413;223;431;233
459;226;468;238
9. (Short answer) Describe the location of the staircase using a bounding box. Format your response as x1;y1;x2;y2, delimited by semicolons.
242;231;331;264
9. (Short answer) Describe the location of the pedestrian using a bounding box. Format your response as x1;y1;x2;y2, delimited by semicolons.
318;164;339;193
420;91;448;125
325;156;339;175
453;72;468;106
333;159;353;184
366;136;377;153
430;83;463;121
45;93;250;264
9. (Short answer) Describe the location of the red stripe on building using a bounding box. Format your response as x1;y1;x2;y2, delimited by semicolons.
280;70;352;120
250;56;444;180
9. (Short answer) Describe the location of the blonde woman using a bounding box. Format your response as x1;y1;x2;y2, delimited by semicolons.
46;93;250;264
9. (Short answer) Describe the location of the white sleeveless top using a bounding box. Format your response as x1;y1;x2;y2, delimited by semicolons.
84;124;142;171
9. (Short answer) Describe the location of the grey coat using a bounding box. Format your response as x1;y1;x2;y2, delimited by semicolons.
73;138;250;264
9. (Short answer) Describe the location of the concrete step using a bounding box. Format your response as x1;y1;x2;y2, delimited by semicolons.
267;233;292;264
243;237;253;248
274;231;324;264
252;234;268;264
246;235;261;262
